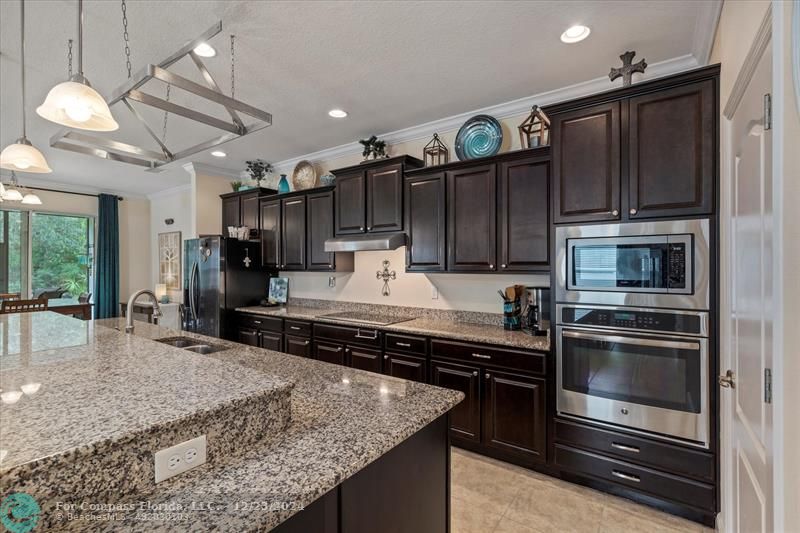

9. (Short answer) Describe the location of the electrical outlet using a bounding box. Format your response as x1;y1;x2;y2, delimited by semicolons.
154;435;207;483
431;285;439;299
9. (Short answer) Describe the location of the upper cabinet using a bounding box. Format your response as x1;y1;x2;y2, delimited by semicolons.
447;164;497;272
281;196;306;270
220;187;277;234
546;65;719;224
405;173;446;272
331;156;424;236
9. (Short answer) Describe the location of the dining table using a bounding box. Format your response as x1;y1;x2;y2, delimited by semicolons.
47;298;93;320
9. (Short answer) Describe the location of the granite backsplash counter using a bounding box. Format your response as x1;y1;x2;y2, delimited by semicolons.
236;299;551;352
0;313;462;531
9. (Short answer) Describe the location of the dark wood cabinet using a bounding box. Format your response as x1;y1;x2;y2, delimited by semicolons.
238;328;259;346
431;359;481;443
285;334;312;358
405;173;446;272
498;156;549;271
259;198;281;268
307;191;336;271
483;370;546;464
222;196;241;231
627;80;715;218
335;172;366;235
221;188;277;234
384;352;427;383
348;346;383;373
446;164;497;271
314;340;347;366
551;101;621;223
281;196;306;270
241;193;260;231
366;163;403;232
259;330;284;351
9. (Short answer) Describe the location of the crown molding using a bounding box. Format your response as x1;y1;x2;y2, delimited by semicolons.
272;54;699;173
692;0;724;65
147;183;192;200
182;162;243;180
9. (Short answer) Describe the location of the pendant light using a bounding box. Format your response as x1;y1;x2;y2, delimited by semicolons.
2;171;42;205
0;0;53;173
36;0;118;131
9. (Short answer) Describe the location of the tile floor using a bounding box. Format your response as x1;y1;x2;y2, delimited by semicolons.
451;447;715;533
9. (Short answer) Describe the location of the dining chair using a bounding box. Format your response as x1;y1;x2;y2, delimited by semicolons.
78;292;92;304
0;292;21;301
1;298;49;314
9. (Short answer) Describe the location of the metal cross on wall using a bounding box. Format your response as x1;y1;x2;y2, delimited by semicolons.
376;260;396;296
609;51;648;87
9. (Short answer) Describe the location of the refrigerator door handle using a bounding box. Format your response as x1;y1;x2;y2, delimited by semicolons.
189;261;199;321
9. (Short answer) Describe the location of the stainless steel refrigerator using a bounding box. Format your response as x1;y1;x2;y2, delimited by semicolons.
182;236;267;338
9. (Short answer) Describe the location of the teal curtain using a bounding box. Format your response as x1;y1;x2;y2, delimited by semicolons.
94;194;120;318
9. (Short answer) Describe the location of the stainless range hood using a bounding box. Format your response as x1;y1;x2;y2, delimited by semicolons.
324;232;406;252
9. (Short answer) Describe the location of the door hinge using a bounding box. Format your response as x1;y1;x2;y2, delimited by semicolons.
764;93;772;131
764;368;773;404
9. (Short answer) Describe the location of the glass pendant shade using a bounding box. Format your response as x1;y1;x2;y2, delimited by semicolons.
0;138;52;173
21;192;42;205
37;77;119;132
2;188;24;202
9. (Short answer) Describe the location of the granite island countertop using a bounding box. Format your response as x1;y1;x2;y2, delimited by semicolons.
236;304;551;352
0;313;462;531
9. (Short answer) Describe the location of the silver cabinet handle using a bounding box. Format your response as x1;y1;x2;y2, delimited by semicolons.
253;320;262;324
630;208;638;215
290;326;301;330
489;264;494;269
359;226;365;231
611;442;640;453
501;264;506;268
611;209;619;216
367;226;372;231
611;470;640;483
472;353;492;360
384;355;389;359
303;341;309;346
485;373;491;379
355;329;378;340
395;342;411;347
345;348;350;353
472;371;478;376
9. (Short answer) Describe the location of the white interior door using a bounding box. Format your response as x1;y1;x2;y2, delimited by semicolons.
726;39;774;533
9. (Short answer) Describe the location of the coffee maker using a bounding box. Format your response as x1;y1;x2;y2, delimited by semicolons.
523;286;550;336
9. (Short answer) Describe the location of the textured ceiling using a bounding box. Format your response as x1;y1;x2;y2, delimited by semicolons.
0;0;715;196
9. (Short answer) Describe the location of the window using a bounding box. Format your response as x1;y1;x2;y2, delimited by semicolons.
0;209;94;299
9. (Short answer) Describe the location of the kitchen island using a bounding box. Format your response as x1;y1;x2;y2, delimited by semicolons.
0;312;462;532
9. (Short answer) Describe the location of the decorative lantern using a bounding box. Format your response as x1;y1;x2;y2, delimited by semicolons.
518;106;551;149
422;133;449;167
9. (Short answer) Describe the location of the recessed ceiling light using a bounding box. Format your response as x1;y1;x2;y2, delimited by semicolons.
193;43;217;57
210;150;226;157
328;109;348;118
560;25;591;44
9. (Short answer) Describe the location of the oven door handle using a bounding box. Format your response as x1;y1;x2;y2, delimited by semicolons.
561;330;701;351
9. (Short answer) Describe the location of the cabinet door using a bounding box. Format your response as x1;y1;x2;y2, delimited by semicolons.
431;359;481;443
307;191;335;271
446;165;497;272
281;197;306;270
238;328;259;346
483;370;546;464
285;334;312;358
259;330;284;352
347;346;383;373
498;157;549;271
627;80;715;218
552;101;621;223
384;352;428;383
335;172;366;235
405;173;446;272
314;340;346;366
222;196;241;232
241;193;260;232
366;163;403;232
259;199;281;268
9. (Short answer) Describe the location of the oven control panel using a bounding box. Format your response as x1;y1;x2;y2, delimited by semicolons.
559;306;706;336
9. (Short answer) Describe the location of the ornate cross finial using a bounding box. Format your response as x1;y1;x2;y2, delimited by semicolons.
376;260;396;296
609;51;647;87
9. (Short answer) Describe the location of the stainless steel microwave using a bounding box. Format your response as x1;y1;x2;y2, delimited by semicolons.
555;219;710;310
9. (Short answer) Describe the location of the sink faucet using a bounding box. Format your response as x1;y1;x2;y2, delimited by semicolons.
125;289;163;334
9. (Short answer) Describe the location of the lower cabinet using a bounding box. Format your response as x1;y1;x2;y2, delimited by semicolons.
383;352;428;383
431;360;481;443
314;340;347;365
259;330;284;351
348;346;383;373
285;334;312;358
238;328;260;346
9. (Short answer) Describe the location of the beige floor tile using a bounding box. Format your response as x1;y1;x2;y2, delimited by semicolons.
597;493;710;532
451;495;504;533
494;517;545;533
598;504;701;533
451;449;526;516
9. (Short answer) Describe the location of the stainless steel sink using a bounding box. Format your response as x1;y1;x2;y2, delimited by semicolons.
155;336;228;354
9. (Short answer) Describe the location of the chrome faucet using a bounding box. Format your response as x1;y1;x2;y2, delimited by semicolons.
125;289;163;334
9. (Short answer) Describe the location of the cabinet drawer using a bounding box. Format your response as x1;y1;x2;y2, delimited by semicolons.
555;419;714;482
285;320;312;337
285;334;312;358
384;352;427;383
385;333;427;355
554;444;715;511
430;339;545;375
239;314;282;332
314;323;382;348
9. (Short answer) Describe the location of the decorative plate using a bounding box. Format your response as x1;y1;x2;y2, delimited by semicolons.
454;114;503;160
292;160;317;190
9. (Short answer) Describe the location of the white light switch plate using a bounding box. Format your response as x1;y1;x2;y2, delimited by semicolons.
154;435;207;483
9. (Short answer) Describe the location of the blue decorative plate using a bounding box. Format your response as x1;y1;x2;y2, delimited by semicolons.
455;114;503;160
